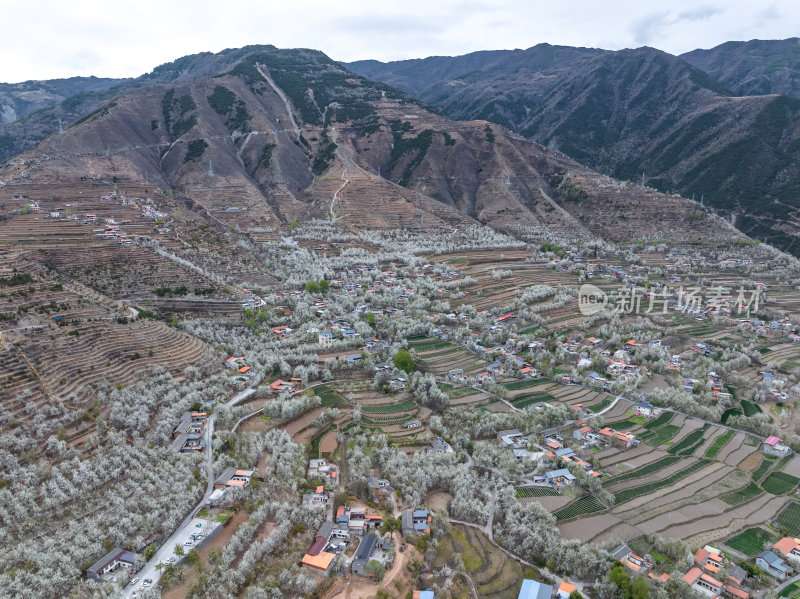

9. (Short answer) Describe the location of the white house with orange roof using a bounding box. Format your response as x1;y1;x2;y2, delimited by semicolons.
214;468;253;490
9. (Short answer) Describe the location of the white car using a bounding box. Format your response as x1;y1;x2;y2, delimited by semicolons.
184;540;194;546
129;578;139;586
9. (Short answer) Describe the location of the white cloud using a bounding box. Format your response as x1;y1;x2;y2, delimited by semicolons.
0;0;798;82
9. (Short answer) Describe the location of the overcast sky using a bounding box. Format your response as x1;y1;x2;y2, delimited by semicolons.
1;0;797;83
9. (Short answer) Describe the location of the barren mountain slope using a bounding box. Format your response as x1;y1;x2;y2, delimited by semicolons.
0;47;743;245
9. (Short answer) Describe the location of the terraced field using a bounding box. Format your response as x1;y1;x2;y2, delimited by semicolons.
762;472;800;495
774;502;800;537
705;430;736;458
613;460;711;504
515;487;560;498
725;527;776;556
721;482;764;506
433;524;525;599
553;495;608;522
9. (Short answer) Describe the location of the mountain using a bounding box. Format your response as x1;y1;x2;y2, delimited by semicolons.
0;46;738;246
0;45;287;163
0;76;127;124
346;44;800;255
681;38;800;98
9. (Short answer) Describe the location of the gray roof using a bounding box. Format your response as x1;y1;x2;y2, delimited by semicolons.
355;534;377;561
401;510;413;531
727;565;747;582
611;544;632;561
214;467;238;486
317;521;334;540
757;550;789;572
87;547;134;574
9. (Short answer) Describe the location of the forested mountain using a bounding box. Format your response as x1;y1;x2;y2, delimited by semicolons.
347;42;800;255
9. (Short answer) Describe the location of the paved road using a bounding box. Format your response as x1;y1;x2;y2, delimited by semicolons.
121;382;256;598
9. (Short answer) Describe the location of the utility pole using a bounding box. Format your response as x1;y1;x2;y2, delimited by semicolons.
57;118;63;134
208;160;214;177
641;172;645;187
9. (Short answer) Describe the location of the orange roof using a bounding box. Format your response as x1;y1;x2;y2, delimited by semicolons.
301;551;335;571
707;552;722;564
699;573;722;588
226;479;246;487
558;581;577;593
774;537;800;555
238;366;251;373
315;485;324;494
684;567;702;585
235;470;249;476
726;586;749;599
694;548;710;564
621;558;640;571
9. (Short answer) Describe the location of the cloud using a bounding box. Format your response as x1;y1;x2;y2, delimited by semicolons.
630;12;670;46
676;6;722;21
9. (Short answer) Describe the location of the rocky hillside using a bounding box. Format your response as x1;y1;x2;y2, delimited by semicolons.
0;45;286;163
0;47;738;246
347;44;800;255
681;38;800;98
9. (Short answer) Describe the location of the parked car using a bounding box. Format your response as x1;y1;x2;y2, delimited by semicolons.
129;578;139;586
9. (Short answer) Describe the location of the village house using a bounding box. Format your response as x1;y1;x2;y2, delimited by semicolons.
270;379;297;394
755;550;792;580
774;537;800;562
318;332;334;346
302;485;330;509
308;458;339;483
351;533;393;577
213;468;253;490
497;429;528;449
224;356;245;368
763;436;791;457
401;509;431;535
683;567;724;596
429;437;454;454
86;547;137;580
171;411;207;453
366;476;395;500
517;579;554;599
634;401;655;418
694;547;724;578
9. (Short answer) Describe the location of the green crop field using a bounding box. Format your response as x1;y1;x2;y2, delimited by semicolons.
775;503;800;537
778;582;800;597
614;460;710;504
645;425;681;446
320;391;347;407
644;412;674;429
606;456;681;485
516;487;560;498
720;482;763;506
761;472;800;495
752;455;778;482
553;495;607;521
741;400;763;417
309;424;336;459
588;398;612;413
667;424;709;455
362;399;417;413
725;527;776;556
362;414;411;425
510;393;555;409
705;430;735;458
